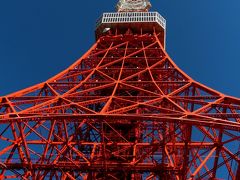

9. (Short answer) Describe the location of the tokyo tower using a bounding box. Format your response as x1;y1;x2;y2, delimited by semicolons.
0;0;239;179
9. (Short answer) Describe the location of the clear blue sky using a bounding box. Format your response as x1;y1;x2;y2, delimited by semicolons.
0;0;239;98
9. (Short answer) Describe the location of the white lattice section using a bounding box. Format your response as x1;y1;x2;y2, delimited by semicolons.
117;0;151;12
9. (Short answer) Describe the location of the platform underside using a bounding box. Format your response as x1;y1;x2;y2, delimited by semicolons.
0;33;239;179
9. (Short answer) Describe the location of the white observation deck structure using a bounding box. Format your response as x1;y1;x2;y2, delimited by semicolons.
95;0;166;48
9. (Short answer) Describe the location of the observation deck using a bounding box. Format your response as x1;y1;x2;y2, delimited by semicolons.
95;11;166;48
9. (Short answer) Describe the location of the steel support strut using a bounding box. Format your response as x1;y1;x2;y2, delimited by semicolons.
0;3;239;178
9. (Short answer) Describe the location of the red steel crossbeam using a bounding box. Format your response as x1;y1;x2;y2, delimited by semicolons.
0;31;239;179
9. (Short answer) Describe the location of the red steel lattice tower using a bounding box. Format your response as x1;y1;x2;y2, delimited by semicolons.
0;0;239;179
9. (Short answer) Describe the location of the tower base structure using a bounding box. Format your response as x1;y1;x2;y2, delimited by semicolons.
0;32;239;180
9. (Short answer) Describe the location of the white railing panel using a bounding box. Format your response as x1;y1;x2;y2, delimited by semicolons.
96;11;166;30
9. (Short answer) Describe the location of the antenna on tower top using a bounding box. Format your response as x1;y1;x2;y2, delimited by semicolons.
116;0;152;12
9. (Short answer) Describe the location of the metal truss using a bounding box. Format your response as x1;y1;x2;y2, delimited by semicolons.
0;32;239;179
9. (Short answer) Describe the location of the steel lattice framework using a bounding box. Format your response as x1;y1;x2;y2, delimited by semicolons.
0;1;239;180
